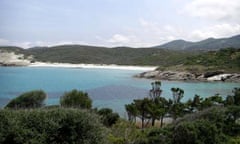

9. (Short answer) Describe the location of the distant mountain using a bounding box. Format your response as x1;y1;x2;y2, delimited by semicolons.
154;34;240;51
155;40;194;50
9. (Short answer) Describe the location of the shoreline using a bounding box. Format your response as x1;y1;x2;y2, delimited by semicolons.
0;51;157;71
28;62;157;71
135;70;240;82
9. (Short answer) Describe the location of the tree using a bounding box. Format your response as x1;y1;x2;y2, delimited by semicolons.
200;94;224;110
148;97;169;127
60;89;92;109
192;95;202;110
125;81;165;127
233;88;240;105
97;108;120;127
125;103;138;122
125;81;171;127
171;88;184;104
148;81;166;126
134;98;152;130
170;88;185;120
158;97;170;127
5;90;46;109
149;81;162;100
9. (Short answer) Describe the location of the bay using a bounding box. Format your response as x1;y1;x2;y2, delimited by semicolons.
0;67;239;117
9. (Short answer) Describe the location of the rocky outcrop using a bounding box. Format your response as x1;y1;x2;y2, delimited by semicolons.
135;70;240;82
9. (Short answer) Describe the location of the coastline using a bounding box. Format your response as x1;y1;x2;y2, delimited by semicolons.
28;62;157;71
0;50;239;82
0;51;157;71
135;70;240;82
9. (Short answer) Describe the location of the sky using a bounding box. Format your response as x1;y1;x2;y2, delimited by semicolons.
0;0;240;48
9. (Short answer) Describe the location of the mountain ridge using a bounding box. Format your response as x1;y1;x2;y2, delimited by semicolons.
153;34;240;51
0;34;239;51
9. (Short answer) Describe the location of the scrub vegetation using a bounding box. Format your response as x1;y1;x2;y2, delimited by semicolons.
1;46;239;72
1;83;240;144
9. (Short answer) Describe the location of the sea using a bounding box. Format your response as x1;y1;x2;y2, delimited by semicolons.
0;67;239;117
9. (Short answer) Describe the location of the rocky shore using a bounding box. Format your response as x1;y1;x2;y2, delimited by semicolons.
135;70;240;82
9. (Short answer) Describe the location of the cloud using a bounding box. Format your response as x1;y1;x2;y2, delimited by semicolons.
0;39;89;48
138;18;240;43
107;34;131;44
105;19;195;47
106;34;149;47
0;39;32;48
189;23;240;40
138;18;186;42
0;38;10;45
139;18;161;34
184;0;240;22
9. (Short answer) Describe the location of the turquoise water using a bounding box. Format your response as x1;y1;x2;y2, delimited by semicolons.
0;67;239;117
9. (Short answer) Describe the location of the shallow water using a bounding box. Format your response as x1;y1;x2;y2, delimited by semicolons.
0;67;239;116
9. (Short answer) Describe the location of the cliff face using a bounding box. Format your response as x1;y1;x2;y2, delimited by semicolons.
135;70;240;82
0;50;31;66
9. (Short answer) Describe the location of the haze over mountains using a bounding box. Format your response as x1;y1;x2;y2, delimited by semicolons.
153;34;240;51
0;34;239;51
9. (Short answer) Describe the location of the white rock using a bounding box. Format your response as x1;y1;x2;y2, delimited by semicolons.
207;74;232;81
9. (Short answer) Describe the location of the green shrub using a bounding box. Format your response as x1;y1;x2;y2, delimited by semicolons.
60;89;92;109
97;108;120;127
0;108;108;144
173;120;226;144
109;120;144;144
5;90;46;109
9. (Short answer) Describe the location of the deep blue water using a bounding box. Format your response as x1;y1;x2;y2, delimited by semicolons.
0;67;239;117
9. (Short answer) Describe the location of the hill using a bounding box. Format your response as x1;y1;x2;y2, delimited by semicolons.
184;48;240;72
1;45;239;72
0;45;192;66
154;34;240;51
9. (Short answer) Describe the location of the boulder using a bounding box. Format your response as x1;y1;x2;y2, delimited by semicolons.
203;71;224;78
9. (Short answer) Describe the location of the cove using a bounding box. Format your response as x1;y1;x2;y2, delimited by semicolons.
0;67;239;116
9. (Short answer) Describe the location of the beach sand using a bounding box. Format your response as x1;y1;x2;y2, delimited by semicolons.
29;62;157;71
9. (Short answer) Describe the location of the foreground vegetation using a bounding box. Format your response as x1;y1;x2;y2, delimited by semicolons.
1;82;240;143
124;82;240;143
0;108;108;144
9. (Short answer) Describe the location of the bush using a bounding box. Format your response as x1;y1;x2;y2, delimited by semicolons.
97;108;120;127
0;108;108;144
5;90;46;109
146;127;173;144
109;120;143;144
173;120;226;144
60;89;92;109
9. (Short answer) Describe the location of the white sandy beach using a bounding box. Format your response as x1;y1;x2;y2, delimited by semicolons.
29;62;157;71
0;51;156;71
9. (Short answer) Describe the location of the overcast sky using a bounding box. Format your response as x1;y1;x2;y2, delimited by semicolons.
0;0;240;48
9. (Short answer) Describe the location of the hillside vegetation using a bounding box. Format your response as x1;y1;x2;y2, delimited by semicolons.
1;45;240;72
184;48;240;72
0;45;193;66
